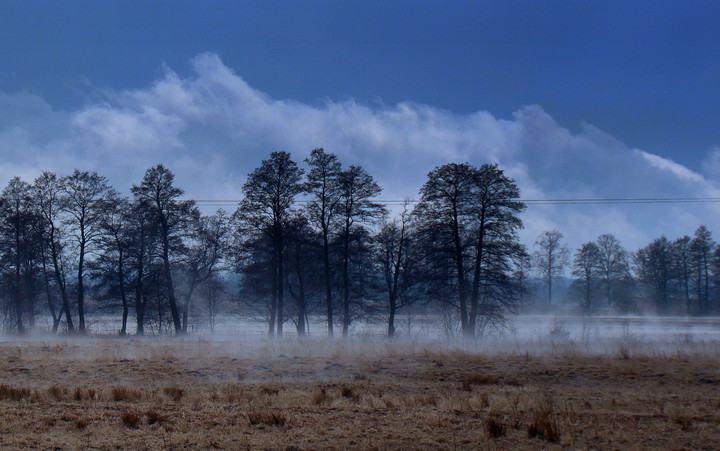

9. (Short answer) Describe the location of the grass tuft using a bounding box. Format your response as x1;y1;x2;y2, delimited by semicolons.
145;410;167;425
0;383;31;401
247;410;287;427
485;415;507;438
112;386;141;402
528;397;561;443
121;410;140;429
163;386;184;402
461;374;500;391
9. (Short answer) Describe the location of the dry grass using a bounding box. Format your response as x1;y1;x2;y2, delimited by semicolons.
0;337;718;449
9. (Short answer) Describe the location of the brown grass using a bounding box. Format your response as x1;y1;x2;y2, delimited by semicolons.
0;338;718;449
111;386;142;402
247;410;287;427
163;386;184;401
0;383;31;401
527;396;561;443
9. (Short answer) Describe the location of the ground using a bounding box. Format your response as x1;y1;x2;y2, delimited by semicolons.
0;336;718;449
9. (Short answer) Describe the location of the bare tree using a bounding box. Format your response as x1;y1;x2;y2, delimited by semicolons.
62;170;112;333
670;235;692;315
33;171;74;332
690;225;714;315
304;148;342;336
534;230;569;304
572;241;601;312
131;164;196;335
596;234;629;307
0;177;43;333
337;165;386;337
414;163;525;336
97;193;133;335
375;202;415;337
237;151;304;336
180;210;229;333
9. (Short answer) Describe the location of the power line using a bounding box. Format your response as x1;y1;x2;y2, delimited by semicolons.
187;197;720;206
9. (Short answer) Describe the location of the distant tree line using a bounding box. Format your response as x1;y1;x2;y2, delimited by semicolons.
0;150;715;337
531;226;720;315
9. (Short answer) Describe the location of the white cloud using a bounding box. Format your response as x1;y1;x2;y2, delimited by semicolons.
0;52;718;252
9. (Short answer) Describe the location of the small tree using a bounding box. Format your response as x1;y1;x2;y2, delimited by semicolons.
534;230;569;304
337;165;386;336
572;241;601;312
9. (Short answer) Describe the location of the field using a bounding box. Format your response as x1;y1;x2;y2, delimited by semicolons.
0;335;719;449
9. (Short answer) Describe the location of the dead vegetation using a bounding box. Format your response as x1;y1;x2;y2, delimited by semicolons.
0;337;717;449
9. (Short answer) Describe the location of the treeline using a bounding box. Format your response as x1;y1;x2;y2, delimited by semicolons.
1;150;716;338
533;226;720;315
0;150;527;337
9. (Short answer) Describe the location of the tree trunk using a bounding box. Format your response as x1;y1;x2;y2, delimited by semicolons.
77;237;86;333
50;237;74;332
276;226;285;337
468;209;486;335
388;295;397;338
322;231;334;336
451;206;468;334
118;250;128;336
160;226;182;334
342;221;351;337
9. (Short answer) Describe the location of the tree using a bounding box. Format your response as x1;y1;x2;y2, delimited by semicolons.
467;164;526;333
375;203;414;337
414;163;526;336
97;193;133;335
337;165;386;336
572;241;601;312
62;170;112;333
690;225;715;315
533;230;569;304
284;213;322;336
179;210;229;333
131;164;197;335
0;177;43;333
670;235;692;315
304;148;342;336
595;234;630;307
33;171;74;332
237;151;304;336
634;236;671;313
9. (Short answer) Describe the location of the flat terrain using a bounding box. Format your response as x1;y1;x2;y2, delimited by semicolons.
0;336;718;449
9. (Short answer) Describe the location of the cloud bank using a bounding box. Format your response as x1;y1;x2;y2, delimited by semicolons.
1;52;718;250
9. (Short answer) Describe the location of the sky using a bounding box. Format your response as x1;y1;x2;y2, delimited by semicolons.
1;1;720;250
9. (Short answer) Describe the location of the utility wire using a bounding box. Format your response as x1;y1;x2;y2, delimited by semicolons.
187;197;720;206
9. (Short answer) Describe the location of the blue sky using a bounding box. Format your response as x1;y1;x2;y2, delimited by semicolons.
1;1;720;249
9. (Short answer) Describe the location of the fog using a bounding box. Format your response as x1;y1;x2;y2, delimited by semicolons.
10;313;719;359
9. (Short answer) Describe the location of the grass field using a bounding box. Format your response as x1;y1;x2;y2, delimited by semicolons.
0;336;718;449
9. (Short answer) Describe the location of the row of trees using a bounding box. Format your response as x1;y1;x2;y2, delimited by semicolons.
534;226;720;315
0;150;528;337
2;149;717;338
